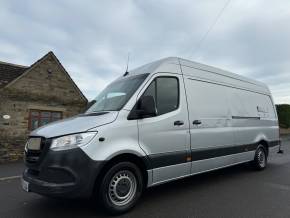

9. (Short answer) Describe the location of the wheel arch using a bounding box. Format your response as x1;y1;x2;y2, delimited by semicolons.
258;140;269;156
93;152;150;195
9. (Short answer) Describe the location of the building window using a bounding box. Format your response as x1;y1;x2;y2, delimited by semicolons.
29;110;62;130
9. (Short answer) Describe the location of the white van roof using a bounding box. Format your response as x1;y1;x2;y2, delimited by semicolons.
130;57;270;95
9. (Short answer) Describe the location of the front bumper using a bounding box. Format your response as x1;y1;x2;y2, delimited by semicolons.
22;147;106;198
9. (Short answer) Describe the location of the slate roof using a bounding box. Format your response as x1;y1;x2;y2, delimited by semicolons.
0;61;29;88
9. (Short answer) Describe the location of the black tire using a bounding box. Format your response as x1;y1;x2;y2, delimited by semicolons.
251;145;267;170
98;162;143;215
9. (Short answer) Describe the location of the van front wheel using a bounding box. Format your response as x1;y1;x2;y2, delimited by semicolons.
252;146;267;170
98;162;143;215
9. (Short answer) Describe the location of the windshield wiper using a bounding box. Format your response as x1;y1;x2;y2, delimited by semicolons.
80;111;110;117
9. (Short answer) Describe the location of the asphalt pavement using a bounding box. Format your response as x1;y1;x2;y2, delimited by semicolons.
0;136;290;218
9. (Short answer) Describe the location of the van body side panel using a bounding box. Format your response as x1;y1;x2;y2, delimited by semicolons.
180;63;279;175
81;110;147;161
228;87;279;154
152;162;191;185
190;151;255;175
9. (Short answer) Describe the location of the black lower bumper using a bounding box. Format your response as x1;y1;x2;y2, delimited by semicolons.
23;147;106;198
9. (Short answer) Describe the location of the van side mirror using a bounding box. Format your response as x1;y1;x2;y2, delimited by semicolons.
138;95;157;117
128;95;157;119
84;100;96;112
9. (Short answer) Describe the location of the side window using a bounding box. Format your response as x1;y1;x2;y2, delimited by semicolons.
156;77;179;115
142;77;179;115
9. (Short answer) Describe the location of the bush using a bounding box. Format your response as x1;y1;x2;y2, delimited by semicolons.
276;104;290;128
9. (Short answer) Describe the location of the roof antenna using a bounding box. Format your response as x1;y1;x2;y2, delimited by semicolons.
123;52;130;76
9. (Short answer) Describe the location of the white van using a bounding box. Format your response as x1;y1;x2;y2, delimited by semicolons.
22;57;280;214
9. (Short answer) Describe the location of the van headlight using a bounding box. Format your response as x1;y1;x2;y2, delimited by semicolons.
50;132;97;151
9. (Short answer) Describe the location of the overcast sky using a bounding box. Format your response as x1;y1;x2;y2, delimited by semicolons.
0;0;290;103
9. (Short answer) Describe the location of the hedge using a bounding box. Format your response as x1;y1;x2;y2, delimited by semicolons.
276;104;290;128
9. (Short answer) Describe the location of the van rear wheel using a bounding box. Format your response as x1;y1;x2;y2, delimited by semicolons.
98;162;143;215
252;145;267;170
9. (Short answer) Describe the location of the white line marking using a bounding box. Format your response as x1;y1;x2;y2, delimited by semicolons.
0;175;21;181
265;182;290;191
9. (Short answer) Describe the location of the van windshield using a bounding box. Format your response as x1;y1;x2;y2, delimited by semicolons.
86;73;149;113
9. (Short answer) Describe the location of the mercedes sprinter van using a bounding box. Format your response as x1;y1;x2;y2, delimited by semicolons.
22;57;280;214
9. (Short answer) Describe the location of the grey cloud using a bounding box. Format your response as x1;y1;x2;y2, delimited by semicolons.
0;0;289;102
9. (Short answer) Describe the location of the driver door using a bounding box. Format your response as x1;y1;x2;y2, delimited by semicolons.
136;73;191;184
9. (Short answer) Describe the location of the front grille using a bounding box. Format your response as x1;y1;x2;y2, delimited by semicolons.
25;137;48;164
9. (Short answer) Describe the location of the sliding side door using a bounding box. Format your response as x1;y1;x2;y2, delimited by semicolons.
184;77;237;174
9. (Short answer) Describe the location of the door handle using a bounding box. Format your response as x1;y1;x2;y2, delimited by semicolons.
192;120;202;125
174;120;184;126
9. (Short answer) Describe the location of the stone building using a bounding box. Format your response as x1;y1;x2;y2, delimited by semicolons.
0;51;88;162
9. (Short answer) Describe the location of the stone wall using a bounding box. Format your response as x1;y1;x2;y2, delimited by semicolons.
0;96;85;163
0;53;87;163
